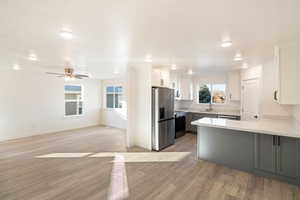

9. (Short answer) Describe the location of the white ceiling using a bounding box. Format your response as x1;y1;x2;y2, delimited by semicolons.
0;0;300;78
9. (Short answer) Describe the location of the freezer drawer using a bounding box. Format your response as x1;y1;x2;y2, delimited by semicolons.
152;119;175;151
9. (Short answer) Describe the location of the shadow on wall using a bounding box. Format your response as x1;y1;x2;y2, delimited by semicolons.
101;99;127;129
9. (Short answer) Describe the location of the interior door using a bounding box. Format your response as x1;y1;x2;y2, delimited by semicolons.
242;79;259;120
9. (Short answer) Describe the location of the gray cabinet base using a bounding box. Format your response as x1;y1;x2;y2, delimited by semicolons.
197;127;300;185
197;127;254;172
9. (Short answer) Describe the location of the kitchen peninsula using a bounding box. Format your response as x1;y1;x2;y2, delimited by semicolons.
192;117;300;185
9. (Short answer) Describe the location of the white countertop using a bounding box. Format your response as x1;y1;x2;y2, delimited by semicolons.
191;117;300;139
175;109;240;116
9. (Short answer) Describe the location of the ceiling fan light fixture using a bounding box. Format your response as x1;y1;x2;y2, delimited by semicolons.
64;75;75;81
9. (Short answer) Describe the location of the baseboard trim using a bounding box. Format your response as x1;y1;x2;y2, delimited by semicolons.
0;124;104;144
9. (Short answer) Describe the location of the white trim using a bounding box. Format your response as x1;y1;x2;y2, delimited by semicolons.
64;114;84;118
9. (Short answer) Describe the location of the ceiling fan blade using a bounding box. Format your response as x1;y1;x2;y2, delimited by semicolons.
46;72;65;76
75;74;90;78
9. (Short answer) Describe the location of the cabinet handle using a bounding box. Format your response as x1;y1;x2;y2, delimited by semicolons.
278;136;280;146
218;115;237;119
274;90;278;101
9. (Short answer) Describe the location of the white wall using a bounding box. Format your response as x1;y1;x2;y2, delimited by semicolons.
126;64;152;150
293;106;300;121
0;69;101;141
100;79;127;129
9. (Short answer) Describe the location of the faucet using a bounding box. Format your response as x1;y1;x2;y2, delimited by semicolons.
206;103;213;112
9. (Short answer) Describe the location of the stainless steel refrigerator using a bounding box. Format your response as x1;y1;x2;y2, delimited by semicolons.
152;87;175;151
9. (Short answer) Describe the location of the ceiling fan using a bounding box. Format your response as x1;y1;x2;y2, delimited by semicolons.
46;67;90;81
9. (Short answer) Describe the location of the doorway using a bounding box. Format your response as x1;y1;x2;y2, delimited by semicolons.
242;79;260;120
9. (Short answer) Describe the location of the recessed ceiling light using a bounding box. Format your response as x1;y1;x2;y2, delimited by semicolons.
13;64;21;71
234;53;243;61
28;54;37;61
234;57;243;61
171;64;177;70
60;28;73;39
221;40;232;47
114;68;120;74
241;63;248;69
187;69;193;75
144;55;153;63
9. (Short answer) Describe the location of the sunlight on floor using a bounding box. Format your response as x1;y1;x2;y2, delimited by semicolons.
36;153;93;158
91;152;191;162
35;152;191;162
107;155;129;200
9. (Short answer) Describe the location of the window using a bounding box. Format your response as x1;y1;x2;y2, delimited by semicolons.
64;85;83;116
211;84;226;104
106;86;123;109
198;83;226;104
199;84;212;103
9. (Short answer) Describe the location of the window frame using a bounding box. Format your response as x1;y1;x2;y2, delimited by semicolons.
197;83;227;105
105;85;123;109
64;84;84;117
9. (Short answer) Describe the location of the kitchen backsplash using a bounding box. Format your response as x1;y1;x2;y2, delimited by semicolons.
175;100;240;113
293;106;300;123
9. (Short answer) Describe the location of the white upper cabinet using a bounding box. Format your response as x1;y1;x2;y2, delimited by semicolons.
273;44;300;105
170;72;193;100
152;68;171;88
228;71;241;101
178;77;193;100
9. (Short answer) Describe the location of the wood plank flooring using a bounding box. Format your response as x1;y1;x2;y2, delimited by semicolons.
0;126;300;200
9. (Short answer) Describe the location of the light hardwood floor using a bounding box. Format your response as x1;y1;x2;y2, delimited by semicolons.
1;126;300;200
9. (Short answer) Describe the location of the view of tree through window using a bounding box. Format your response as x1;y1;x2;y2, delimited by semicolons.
199;84;211;103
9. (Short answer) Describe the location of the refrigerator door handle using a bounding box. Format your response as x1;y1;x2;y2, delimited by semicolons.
159;107;165;119
159;117;175;122
153;88;159;150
